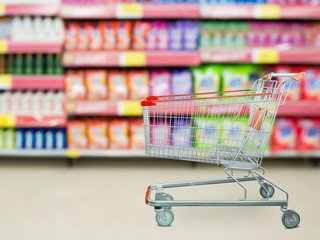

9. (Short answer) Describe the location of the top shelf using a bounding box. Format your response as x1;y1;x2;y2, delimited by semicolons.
59;3;320;20
0;3;60;16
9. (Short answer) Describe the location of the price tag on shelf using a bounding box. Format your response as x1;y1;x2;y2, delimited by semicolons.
0;40;8;54
252;48;279;64
121;101;143;116
116;3;143;19
119;52;146;67
67;149;80;159
254;5;281;19
0;4;5;16
0;115;16;127
0;75;12;89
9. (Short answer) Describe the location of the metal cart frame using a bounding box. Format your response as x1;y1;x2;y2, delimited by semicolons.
141;72;305;228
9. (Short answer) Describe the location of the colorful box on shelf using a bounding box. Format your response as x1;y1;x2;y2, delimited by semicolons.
60;3;199;19
1;3;59;16
200;5;320;19
201;48;320;64
0;41;62;54
66;100;142;116
0;115;66;128
0;75;64;90
62;51;201;67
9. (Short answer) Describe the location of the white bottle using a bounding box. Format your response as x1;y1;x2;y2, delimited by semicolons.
10;17;23;42
52;18;64;43
33;16;45;42
54;91;65;116
22;16;33;42
43;17;53;42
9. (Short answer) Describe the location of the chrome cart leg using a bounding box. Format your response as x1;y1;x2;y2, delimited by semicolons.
225;168;247;200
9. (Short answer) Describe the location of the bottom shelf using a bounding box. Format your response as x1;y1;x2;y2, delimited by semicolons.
0;150;318;158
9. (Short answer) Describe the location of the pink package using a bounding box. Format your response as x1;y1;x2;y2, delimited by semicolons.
272;118;297;152
150;119;171;146
297;119;320;151
146;21;157;50
276;65;302;100
149;70;171;96
155;21;169;50
303;67;320;100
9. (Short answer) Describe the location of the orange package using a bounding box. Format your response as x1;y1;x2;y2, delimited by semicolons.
76;22;89;50
67;120;88;149
85;70;108;100
128;70;149;100
86;22;102;50
65;22;79;50
130;118;145;149
109;118;129;149
65;70;86;99
99;21;117;50
132;21;151;50
87;120;109;149
116;21;132;50
108;70;128;100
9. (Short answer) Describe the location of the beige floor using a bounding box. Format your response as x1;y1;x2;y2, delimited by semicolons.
0;157;319;240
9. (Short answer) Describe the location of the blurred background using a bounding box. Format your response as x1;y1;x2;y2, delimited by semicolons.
0;0;319;239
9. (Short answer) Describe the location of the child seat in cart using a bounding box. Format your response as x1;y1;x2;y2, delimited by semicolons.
141;72;305;228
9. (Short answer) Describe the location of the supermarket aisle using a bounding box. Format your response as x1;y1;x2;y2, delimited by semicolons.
0;158;318;240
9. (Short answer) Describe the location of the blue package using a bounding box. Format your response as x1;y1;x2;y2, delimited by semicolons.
172;118;193;147
15;128;25;149
169;21;184;51
35;129;46;149
25;129;36;149
45;129;56;149
183;21;200;50
55;128;67;149
171;69;193;96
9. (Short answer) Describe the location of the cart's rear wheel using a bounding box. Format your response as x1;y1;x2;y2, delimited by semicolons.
282;211;300;229
156;209;174;227
260;184;275;198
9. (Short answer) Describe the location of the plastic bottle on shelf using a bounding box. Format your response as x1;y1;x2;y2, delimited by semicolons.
7;55;14;74
21;17;33;42
35;129;46;149
4;129;15;150
43;17;54;42
15;128;26;149
10;17;23;42
0;129;4;149
25;129;36;149
35;54;44;75
54;91;65;116
52;18;64;43
46;54;54;75
33;16;45;42
54;54;63;75
45;129;56;149
55;128;67;149
25;54;34;75
15;54;24;75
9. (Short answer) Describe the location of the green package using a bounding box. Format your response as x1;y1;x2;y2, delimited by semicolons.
220;116;248;148
191;65;221;95
199;22;212;50
194;117;222;150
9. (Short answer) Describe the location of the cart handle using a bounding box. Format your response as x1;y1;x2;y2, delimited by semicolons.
141;92;274;106
263;72;306;81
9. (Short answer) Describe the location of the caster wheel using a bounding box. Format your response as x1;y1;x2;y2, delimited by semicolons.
164;194;174;209
260;184;275;198
282;211;300;229
156;209;174;227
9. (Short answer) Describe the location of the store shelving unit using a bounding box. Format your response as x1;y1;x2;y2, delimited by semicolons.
0;41;63;54
1;3;60;16
62;51;201;67
59;3;320;19
0;75;64;90
65;100;142;116
0;2;319;162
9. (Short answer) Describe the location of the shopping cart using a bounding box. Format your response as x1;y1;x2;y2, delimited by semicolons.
141;72;306;228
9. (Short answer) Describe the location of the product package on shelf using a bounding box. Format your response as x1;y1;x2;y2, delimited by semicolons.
297;119;320;151
0;90;65;116
0;128;66;150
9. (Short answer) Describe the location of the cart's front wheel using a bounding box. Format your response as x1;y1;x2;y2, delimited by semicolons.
156;209;174;227
282;211;300;229
260;184;275;198
164;193;174;209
